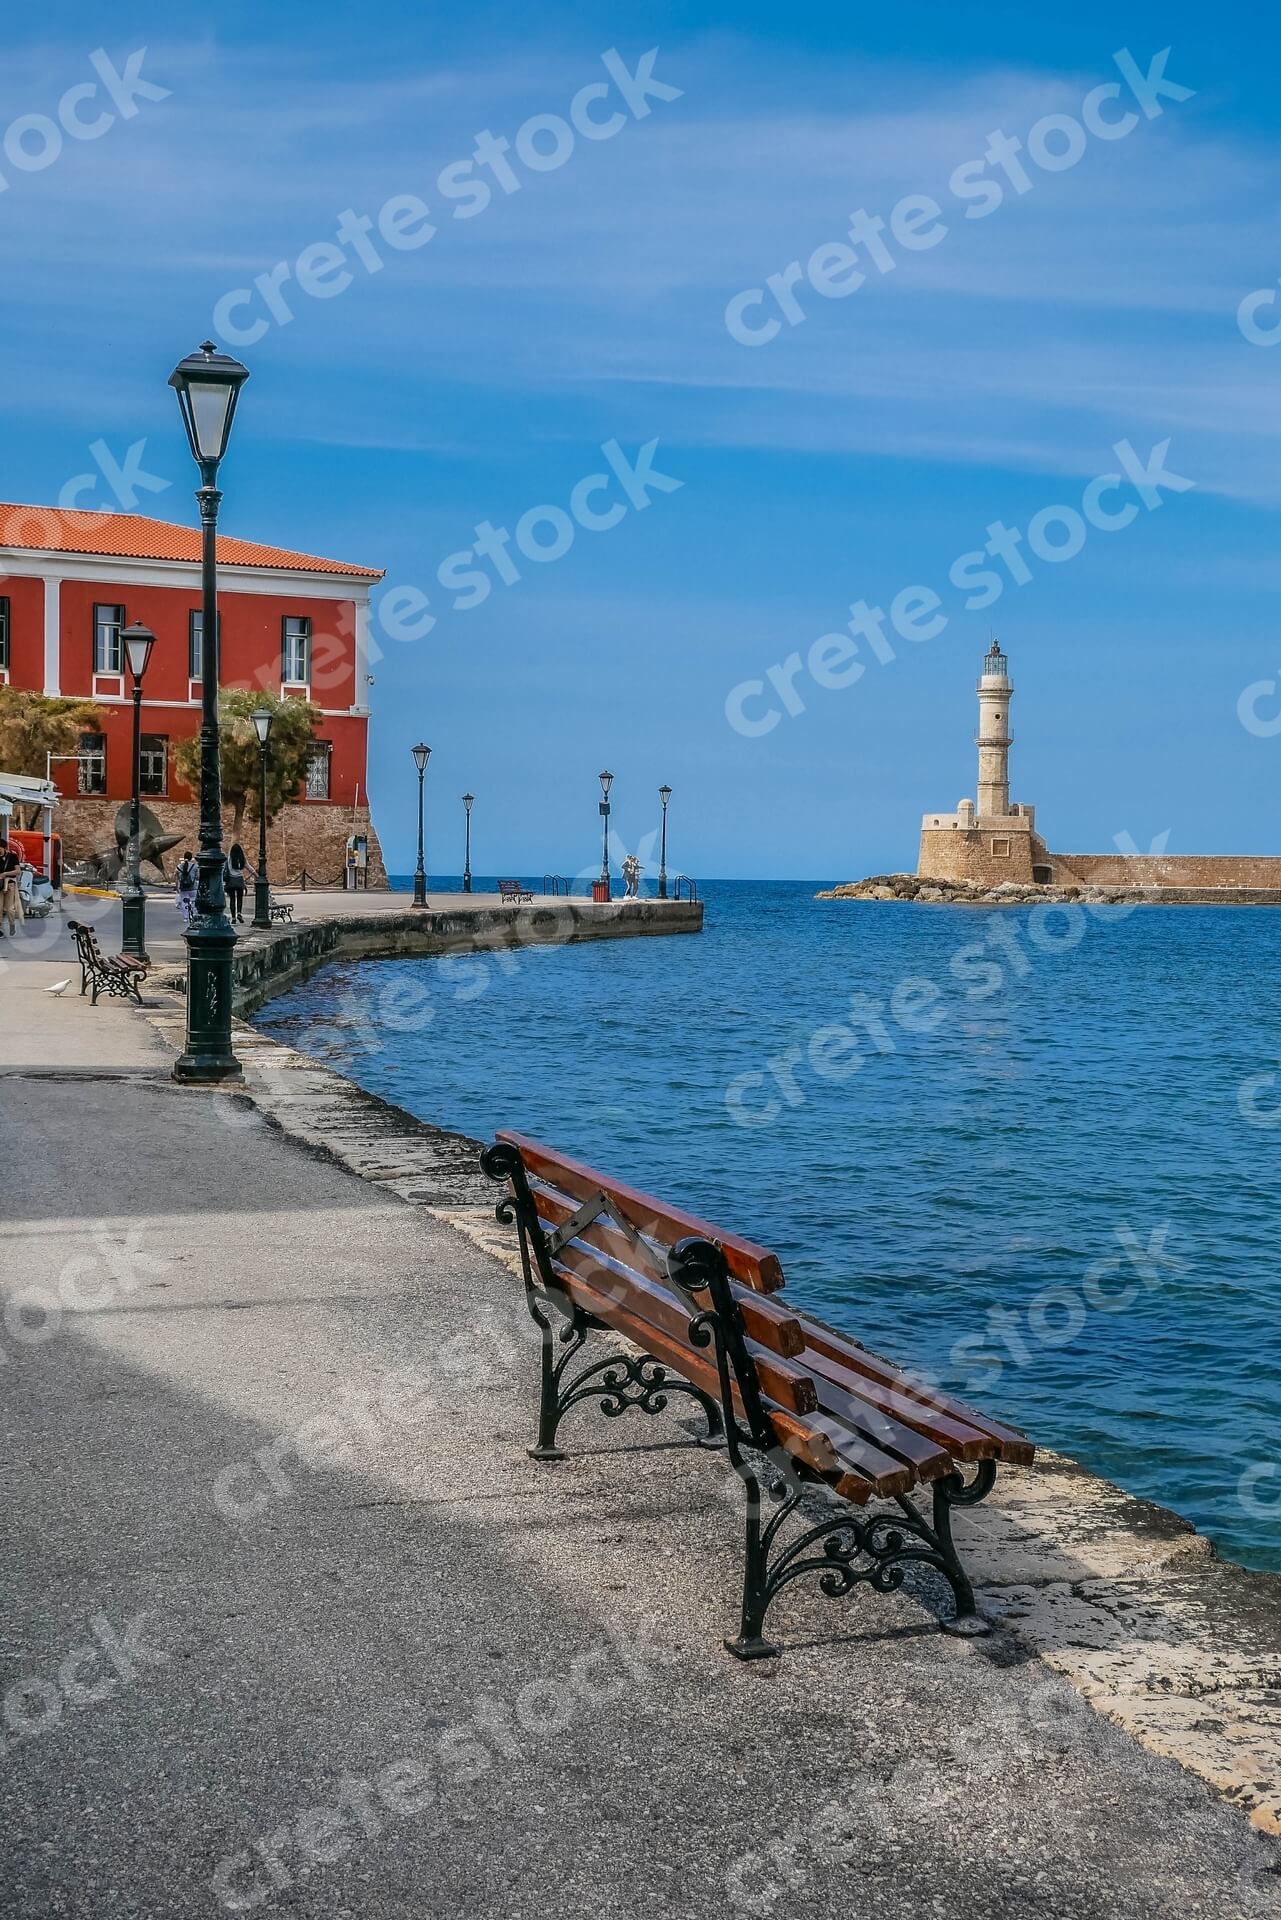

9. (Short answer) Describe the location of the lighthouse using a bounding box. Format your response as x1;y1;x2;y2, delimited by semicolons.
975;638;1012;820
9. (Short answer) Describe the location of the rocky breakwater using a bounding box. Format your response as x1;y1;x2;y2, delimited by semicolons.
817;873;1133;905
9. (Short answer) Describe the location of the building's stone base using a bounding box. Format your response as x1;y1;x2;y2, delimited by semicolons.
918;817;1052;887
54;797;388;889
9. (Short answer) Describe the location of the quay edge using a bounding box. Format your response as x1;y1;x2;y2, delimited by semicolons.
168;896;705;1018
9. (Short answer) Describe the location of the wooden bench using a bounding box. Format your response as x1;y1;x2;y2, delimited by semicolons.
67;920;149;1006
497;879;534;903
481;1131;1034;1660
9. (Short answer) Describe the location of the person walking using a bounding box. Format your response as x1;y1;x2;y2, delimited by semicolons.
175;851;198;925
0;841;22;937
225;843;248;923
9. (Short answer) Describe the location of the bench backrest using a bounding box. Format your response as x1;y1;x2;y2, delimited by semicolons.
68;920;102;963
488;1133;891;1501
485;1132;1034;1500
497;879;525;896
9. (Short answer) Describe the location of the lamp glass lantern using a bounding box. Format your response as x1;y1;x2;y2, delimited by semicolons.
598;769;614;799
412;742;431;774
659;784;672;807
463;792;474;813
122;622;155;683
251;707;274;748
168;342;251;468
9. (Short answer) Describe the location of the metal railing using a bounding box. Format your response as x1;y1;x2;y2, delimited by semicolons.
297;866;372;890
673;875;699;901
543;874;571;895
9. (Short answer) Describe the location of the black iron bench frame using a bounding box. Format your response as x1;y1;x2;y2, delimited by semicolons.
497;879;534;904
67;919;149;1006
482;1137;1012;1660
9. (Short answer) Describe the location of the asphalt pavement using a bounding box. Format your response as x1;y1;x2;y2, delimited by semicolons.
2;1050;1279;1917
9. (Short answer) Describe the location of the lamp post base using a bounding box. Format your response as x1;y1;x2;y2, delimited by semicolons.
119;885;149;963
463;872;472;894
251;879;272;930
411;872;428;908
173;915;242;1083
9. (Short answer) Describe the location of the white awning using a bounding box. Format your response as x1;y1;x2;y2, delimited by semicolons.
0;772;59;810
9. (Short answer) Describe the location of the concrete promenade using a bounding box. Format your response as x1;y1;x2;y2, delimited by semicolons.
2;900;1280;1916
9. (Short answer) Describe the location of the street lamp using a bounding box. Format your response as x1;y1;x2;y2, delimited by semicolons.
411;743;430;908
119;621;155;962
250;707;274;929
462;792;474;894
658;784;672;900
168;340;251;1083
598;770;614;900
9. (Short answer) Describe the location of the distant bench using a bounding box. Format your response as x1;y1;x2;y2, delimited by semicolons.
497;879;533;904
482;1131;1033;1660
67;920;149;1005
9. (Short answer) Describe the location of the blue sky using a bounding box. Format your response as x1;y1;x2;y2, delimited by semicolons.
3;2;1281;878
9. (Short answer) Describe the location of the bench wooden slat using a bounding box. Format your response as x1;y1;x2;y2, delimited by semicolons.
806;1372;955;1481
797;1323;1034;1466
763;1408;880;1505
544;1249;920;1500
527;1177;805;1358
547;1240;819;1417
802;1345;999;1463
501;1131;786;1293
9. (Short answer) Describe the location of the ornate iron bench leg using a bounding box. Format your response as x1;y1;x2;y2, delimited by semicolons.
722;1458;998;1660
529;1305;723;1461
725;1469;785;1661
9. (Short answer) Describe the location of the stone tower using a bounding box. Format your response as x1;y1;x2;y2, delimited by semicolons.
975;638;1012;819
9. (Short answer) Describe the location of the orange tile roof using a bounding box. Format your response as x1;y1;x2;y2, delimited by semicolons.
0;503;382;578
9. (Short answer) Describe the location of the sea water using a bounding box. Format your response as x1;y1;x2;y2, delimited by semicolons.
255;880;1281;1572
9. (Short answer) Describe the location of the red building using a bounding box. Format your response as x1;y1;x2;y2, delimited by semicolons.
0;502;385;883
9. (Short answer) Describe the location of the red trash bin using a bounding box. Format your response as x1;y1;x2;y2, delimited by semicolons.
591;880;611;903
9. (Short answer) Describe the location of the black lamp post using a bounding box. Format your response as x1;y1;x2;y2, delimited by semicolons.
168;340;250;1083
250;706;273;929
462;792;474;894
412;743;430;907
598;770;614;900
119;622;155;961
658;783;672;900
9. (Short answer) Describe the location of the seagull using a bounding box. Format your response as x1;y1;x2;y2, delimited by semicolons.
44;979;71;996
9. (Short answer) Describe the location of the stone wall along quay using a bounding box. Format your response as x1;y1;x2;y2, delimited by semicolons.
202;895;704;1016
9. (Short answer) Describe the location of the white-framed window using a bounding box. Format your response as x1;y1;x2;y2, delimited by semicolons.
78;731;106;794
304;741;331;799
282;616;312;685
93;604;124;675
189;609;222;680
140;735;168;796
